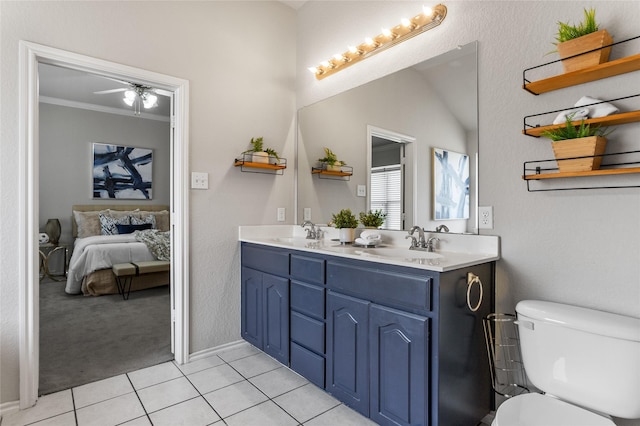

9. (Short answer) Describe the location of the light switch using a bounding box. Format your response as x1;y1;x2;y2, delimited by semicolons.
277;207;286;222
357;185;366;197
191;172;208;189
303;208;312;221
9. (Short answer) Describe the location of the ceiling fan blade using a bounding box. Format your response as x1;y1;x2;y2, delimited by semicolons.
94;88;128;95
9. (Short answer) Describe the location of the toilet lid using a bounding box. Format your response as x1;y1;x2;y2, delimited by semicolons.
493;393;616;426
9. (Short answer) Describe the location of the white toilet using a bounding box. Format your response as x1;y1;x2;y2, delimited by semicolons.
493;300;640;426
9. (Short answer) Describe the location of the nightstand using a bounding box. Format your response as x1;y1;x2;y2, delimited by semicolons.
39;242;69;281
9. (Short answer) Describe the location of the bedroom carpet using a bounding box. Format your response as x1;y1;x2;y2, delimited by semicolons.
39;278;173;395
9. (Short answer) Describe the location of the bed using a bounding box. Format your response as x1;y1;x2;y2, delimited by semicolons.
65;204;171;296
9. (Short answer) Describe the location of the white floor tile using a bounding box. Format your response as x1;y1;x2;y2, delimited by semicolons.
75;393;145;426
148;397;220;426
120;416;152;426
229;352;282;378
128;361;183;390
174;355;224;376
249;366;308;398
136;376;199;414
29;411;76;426
274;383;341;423
187;363;244;394
224;401;298;426
304;404;377;426
203;380;268;419
73;374;133;408
216;343;260;363
1;390;74;426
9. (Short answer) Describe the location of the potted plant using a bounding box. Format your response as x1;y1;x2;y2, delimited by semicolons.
242;137;280;164
359;209;387;228
318;147;346;172
331;208;358;243
541;113;611;172
553;8;612;73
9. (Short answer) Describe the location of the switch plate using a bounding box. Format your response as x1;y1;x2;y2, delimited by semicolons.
277;207;286;222
191;172;208;189
478;206;493;229
303;208;312;221
357;185;366;197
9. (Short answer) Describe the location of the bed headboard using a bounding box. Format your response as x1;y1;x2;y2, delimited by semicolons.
72;204;170;238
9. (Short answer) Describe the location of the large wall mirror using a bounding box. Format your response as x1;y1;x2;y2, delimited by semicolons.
297;41;478;234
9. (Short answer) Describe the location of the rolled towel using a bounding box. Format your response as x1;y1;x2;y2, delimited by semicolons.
574;96;619;118
360;230;382;241
355;238;372;246
552;107;590;125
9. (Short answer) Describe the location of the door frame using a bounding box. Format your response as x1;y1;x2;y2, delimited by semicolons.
18;41;190;408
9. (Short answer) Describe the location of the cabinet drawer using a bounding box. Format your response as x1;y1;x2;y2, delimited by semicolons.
290;342;325;388
291;311;325;354
327;260;433;313
291;254;325;285
291;280;325;319
242;243;289;276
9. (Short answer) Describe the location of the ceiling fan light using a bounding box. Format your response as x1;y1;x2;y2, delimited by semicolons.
123;96;135;106
124;90;136;100
143;94;158;109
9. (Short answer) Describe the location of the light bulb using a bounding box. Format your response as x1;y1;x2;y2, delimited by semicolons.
422;5;433;16
365;37;375;46
308;66;318;74
321;60;330;68
124;90;136;100
401;18;412;27
143;94;158;109
348;45;358;54
333;53;344;61
382;28;392;38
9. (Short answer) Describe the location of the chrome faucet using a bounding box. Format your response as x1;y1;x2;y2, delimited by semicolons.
301;221;318;240
435;224;449;233
425;237;440;252
407;225;427;250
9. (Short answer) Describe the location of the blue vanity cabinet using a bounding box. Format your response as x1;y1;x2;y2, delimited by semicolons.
289;253;327;388
240;244;290;365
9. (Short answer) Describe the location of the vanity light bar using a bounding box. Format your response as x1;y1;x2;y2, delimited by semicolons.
309;4;447;80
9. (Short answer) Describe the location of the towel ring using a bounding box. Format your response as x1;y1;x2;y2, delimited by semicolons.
466;272;483;312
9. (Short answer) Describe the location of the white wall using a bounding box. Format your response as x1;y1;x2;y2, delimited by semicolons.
39;103;171;244
297;2;639;425
0;1;296;405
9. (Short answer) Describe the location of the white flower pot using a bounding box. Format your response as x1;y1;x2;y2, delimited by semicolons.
339;228;355;243
252;152;270;164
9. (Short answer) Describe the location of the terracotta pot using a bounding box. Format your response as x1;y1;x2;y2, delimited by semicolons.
552;136;607;172
557;29;612;73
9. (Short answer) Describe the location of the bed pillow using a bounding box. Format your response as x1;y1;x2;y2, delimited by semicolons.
131;214;157;229
115;223;153;234
74;210;107;238
136;210;170;231
99;213;130;235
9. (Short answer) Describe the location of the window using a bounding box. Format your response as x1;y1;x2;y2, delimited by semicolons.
370;165;402;229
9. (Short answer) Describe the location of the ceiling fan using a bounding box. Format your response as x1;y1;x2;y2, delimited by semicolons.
94;80;158;114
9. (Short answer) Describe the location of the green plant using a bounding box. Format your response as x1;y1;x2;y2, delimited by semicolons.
318;147;346;166
359;210;387;228
554;8;599;44
242;137;279;159
331;208;358;228
541;113;610;141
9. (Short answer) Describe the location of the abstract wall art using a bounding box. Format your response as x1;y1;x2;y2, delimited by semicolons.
92;143;153;199
433;147;469;220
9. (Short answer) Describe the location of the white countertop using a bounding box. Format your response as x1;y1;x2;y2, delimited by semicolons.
239;225;500;272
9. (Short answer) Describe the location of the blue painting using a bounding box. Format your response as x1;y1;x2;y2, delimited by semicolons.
433;147;469;220
93;143;153;199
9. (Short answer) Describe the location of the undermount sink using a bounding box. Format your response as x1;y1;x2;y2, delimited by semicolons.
355;247;444;260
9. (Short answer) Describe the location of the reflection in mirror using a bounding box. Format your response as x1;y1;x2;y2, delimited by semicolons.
297;41;478;233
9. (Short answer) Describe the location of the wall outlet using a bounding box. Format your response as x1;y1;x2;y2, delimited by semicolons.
191;172;208;189
357;185;366;197
478;206;493;229
277;207;286;222
303;208;312;221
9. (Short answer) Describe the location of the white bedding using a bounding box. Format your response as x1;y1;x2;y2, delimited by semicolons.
65;234;155;294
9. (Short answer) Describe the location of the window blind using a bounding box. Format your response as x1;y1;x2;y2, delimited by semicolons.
370;165;402;229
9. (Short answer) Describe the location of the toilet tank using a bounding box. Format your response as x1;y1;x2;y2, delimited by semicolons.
516;300;640;419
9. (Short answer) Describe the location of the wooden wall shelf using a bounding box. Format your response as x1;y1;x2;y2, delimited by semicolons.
523;110;640;137
523;167;640;180
312;165;353;180
523;53;640;95
234;157;287;175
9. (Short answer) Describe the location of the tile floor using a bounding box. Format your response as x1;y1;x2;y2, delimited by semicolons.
1;343;377;426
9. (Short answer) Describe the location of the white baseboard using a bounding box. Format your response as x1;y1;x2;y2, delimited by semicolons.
0;400;21;418
185;340;248;364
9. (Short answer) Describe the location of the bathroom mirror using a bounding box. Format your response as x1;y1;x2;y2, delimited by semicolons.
297;41;478;233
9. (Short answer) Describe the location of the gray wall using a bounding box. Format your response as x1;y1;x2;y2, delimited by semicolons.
39;103;170;244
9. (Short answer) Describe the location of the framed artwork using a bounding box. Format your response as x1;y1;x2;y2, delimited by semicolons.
92;143;153;199
433;147;469;220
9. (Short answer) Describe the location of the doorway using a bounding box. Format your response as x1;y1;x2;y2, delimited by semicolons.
18;41;190;409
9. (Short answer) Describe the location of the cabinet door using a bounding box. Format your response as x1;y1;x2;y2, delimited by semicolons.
263;273;289;364
241;267;263;348
369;305;429;426
326;291;370;416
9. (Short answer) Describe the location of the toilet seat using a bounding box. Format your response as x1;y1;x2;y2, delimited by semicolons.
493;393;616;426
